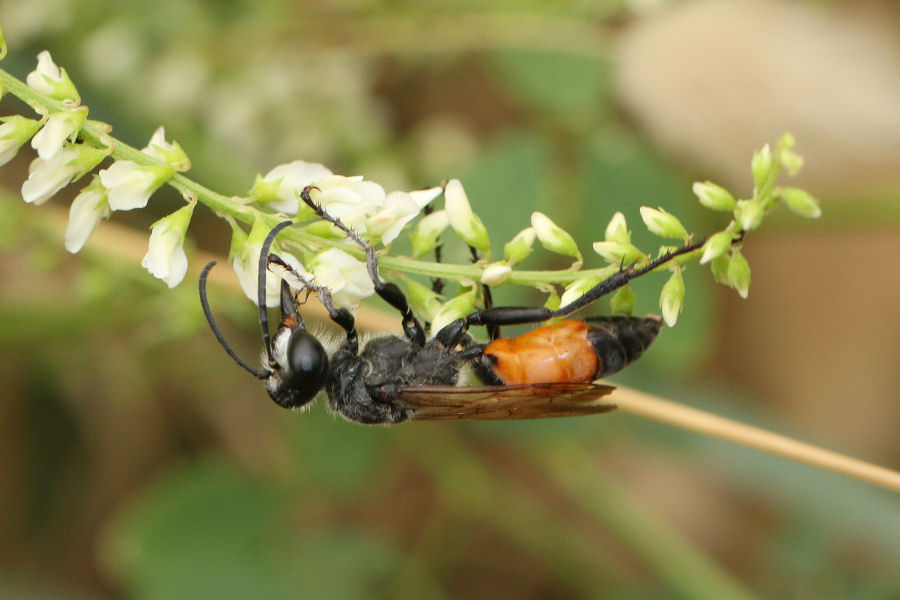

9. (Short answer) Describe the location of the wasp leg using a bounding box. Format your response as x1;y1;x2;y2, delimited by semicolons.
436;239;706;347
300;185;427;346
268;253;360;355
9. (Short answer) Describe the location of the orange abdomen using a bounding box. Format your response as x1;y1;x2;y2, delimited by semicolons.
483;320;598;384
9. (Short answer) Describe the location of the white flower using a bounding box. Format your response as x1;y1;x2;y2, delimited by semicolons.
65;180;109;253
309;248;375;310
21;147;83;205
252;160;333;213
0;116;42;166
142;223;188;288
232;244;307;308
366;190;431;245
311;175;386;234
99;160;175;211
141;126;191;171
31;107;88;160
26;51;79;102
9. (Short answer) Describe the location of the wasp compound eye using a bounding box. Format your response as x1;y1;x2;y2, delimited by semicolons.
281;330;329;404
267;329;330;409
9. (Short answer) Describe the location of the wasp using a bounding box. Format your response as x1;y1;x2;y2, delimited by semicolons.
199;187;694;424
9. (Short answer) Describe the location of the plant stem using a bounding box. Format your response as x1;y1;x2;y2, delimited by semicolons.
612;387;900;492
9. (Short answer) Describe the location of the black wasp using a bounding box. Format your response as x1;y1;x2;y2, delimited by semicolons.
199;186;688;424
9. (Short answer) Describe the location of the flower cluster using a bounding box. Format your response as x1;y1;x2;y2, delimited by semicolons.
1;47;821;334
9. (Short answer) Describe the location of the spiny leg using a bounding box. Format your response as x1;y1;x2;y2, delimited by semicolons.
436;239;706;348
299;185;426;346
268;253;360;355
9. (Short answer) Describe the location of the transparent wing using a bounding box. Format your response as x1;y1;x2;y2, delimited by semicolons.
393;382;616;421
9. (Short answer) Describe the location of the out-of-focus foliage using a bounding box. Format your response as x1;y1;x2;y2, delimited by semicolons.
1;1;898;599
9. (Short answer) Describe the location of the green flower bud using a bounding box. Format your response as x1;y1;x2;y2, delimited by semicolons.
604;211;631;244
700;230;733;264
444;179;490;253
430;286;477;337
709;253;730;284
659;268;685;327
609;284;636;316
735;199;765;231
639;206;689;240
410;209;450;258
531;212;582;263
779;187;821;219
592;240;645;265
405;279;443;322
503;227;536;265
692;181;736;211
559;277;602;309
752;143;774;191
726;249;751;299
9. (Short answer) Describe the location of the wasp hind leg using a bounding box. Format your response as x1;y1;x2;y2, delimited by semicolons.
299;185;427;346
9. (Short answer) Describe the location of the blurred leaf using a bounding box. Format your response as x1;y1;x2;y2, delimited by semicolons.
492;49;611;120
285;410;392;497
100;456;401;599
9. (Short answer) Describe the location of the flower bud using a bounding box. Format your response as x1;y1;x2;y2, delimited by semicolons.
142;202;195;288
735;199;764;231
779;187;821;219
531;212;581;262
405;279;443;322
410;209;450;258
142;126;191;171
751;143;774;191
699;230;733;264
481;262;511;286
639;206;689;240
709;253;730;284
659;268;685;327
444;179;490;253
503;227;536;265
31;106;88;160
559;277;602;309
609;284;636;316
692;181;735;211
604;211;630;244
776;134;804;176
0;116;42;166
429;286;477;337
726;249;751;299
592;240;645;265
65;178;109;253
26;51;80;103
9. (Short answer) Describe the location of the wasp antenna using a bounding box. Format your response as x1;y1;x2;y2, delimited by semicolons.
199;261;272;379
257;220;294;362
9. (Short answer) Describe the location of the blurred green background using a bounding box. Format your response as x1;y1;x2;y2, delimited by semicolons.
1;0;898;598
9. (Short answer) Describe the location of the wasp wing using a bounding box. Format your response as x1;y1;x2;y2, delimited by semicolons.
393;382;616;421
